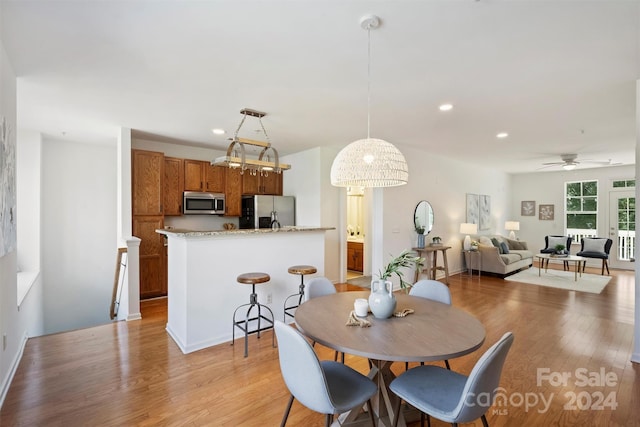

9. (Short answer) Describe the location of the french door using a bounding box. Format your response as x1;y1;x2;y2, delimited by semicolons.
608;190;635;270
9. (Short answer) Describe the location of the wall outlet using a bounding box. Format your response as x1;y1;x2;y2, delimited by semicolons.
266;293;272;304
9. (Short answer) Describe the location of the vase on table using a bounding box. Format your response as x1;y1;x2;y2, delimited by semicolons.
369;279;397;319
417;233;425;249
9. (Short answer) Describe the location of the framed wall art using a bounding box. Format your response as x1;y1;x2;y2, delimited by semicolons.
479;194;491;230
466;193;479;225
539;204;554;220
521;201;535;216
0;116;16;257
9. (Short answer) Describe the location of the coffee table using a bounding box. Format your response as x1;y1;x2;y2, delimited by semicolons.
535;254;587;281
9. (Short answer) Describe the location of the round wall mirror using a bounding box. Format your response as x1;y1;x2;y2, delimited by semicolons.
414;200;434;235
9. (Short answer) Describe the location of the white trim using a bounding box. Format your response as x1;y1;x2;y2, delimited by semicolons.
17;270;39;307
0;332;28;409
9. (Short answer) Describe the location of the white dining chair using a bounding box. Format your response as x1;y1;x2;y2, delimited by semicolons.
305;277;343;362
305;277;336;300
408;279;452;370
390;332;514;427
409;279;452;305
274;321;377;427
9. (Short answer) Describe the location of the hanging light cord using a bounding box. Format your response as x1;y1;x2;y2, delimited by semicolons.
366;23;371;140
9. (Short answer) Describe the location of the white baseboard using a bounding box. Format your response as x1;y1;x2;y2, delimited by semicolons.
0;332;28;410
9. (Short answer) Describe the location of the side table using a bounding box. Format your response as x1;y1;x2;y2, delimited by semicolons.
412;245;451;284
463;250;481;277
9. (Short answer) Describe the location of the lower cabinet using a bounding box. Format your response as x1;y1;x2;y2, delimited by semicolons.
133;215;166;299
347;241;364;272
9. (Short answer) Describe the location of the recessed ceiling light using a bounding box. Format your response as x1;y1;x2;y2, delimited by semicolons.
212;128;226;135
439;103;453;111
496;132;509;139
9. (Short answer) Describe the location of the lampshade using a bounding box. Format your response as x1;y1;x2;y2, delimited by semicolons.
460;223;477;251
330;138;409;187
330;15;409;188
460;223;478;235
505;221;520;239
505;221;520;231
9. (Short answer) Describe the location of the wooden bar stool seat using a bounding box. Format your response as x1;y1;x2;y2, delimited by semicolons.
283;265;317;321
231;272;275;357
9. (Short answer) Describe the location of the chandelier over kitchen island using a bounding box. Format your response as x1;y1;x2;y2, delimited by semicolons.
212;108;290;175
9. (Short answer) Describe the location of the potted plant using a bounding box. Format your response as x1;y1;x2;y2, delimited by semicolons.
377;249;424;291
431;236;442;245
370;250;424;318
554;244;566;255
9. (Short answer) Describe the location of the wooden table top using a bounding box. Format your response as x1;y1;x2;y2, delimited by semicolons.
295;291;486;363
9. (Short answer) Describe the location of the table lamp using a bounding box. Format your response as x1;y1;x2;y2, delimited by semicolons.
460;223;478;250
505;221;520;240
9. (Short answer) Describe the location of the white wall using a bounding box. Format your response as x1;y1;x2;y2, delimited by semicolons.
16;130;41;274
379;144;511;288
510;164;635;253
41;139;117;334
282;146;342;282
0;25;44;408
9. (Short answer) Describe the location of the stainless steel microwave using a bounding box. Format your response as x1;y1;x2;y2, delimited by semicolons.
183;191;225;215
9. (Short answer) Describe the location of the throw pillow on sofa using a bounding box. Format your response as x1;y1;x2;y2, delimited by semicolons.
479;236;493;246
505;238;526;250
491;237;503;253
500;242;510;254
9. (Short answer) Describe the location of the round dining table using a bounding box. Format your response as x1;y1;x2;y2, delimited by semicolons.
295;290;486;427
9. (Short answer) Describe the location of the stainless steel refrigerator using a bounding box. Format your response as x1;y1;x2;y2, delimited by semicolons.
239;195;296;229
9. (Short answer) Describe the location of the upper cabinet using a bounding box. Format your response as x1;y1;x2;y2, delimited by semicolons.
225;168;242;217
164;157;184;216
184;160;226;193
242;171;283;195
132;149;164;216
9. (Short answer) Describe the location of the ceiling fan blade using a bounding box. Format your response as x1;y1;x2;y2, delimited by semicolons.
536;164;560;171
541;161;564;166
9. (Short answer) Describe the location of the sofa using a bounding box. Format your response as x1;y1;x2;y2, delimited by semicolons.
471;235;534;277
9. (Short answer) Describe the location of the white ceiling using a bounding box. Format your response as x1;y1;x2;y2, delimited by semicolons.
2;0;639;174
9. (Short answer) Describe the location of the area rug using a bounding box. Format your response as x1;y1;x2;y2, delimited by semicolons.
346;275;372;288
504;267;611;294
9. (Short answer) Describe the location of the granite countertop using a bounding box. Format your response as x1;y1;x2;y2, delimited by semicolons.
156;226;334;238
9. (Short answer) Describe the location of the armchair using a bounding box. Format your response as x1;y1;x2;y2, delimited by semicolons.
576;237;613;275
540;235;572;270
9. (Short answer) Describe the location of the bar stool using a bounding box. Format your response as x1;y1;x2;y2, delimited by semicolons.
231;272;275;357
283;265;317;321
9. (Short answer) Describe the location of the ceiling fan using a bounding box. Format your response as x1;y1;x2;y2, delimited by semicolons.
539;154;620;171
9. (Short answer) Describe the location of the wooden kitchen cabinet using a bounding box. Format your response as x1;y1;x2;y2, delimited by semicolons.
184;160;225;193
133;215;166;299
132;149;164;215
347;241;364;272
242;171;283;195
225;167;242;217
163;157;184;216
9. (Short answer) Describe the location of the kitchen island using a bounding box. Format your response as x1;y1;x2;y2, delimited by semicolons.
157;226;333;354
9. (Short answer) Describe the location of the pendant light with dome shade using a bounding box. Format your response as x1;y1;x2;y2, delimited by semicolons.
330;15;409;188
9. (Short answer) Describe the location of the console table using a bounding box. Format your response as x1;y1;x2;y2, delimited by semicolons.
412;245;451;284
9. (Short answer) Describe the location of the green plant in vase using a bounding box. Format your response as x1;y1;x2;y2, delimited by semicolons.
377;249;424;291
369;249;424;319
554;244;566;255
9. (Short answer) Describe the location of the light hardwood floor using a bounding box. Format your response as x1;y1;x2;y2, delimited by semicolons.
1;268;638;426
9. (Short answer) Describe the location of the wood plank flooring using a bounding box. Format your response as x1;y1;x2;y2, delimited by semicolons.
0;270;638;426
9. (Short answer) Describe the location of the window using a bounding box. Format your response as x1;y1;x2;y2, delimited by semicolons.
565;180;598;243
612;179;635;188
